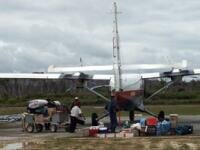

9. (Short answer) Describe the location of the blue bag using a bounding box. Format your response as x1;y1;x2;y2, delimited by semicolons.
156;120;171;135
175;125;193;135
140;118;146;127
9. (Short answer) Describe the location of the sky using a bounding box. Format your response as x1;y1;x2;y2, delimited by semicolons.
0;0;200;72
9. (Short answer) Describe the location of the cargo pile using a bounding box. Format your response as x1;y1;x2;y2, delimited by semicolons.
81;114;193;138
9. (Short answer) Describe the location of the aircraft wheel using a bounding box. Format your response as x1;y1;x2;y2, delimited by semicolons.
26;124;34;133
50;124;57;132
36;124;43;132
91;113;98;126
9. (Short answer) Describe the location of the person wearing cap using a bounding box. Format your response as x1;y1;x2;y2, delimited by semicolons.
69;97;85;133
70;97;79;110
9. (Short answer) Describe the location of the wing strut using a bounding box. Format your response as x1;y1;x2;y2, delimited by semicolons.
145;81;174;101
84;86;110;102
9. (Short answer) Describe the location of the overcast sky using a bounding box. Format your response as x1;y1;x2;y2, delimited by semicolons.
0;0;200;72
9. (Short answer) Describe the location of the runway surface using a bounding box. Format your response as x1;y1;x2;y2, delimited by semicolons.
0;115;200;141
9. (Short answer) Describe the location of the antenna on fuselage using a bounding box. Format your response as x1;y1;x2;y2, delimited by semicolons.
112;2;122;91
80;57;83;66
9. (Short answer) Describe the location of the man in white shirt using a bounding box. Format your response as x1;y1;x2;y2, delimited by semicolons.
71;105;82;118
69;97;84;133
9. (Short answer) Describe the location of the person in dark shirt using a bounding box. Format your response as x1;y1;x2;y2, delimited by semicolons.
106;93;118;133
158;110;165;122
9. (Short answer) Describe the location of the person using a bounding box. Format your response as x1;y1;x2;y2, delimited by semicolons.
70;97;79;110
107;92;118;133
158;110;165;122
69;97;85;133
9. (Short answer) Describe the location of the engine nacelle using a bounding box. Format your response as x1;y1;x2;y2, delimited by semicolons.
161;69;193;82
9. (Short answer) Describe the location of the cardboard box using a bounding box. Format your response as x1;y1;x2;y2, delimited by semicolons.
48;108;57;117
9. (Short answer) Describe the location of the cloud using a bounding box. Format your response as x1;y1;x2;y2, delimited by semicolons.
0;0;200;72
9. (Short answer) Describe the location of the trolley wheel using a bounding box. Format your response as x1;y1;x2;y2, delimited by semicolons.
36;124;43;132
45;123;50;130
26;124;34;133
65;125;69;132
50;124;57;132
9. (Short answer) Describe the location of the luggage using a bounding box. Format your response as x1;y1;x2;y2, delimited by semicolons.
28;99;48;109
146;117;158;126
175;125;193;135
99;127;108;134
170;114;178;128
156;120;171;135
147;126;156;136
89;126;99;137
27;106;48;115
122;121;131;128
140;118;146;127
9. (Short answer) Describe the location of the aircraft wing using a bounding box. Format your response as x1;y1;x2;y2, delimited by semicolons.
48;65;113;73
48;60;187;73
0;72;113;81
118;68;200;80
0;73;64;79
117;69;200;90
92;74;113;80
0;67;198;81
140;69;200;79
122;60;187;70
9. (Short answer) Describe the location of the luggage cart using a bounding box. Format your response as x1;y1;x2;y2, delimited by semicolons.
22;110;69;133
50;111;69;132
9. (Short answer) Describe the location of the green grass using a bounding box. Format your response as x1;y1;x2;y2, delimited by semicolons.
145;105;200;115
0;105;200;116
0;107;26;115
83;105;200;116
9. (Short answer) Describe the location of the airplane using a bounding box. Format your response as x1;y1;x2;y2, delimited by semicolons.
0;2;200;123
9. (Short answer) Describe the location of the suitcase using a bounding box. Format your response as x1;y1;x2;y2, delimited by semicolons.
175;125;193;135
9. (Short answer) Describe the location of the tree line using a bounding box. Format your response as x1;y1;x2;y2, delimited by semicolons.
0;78;200;106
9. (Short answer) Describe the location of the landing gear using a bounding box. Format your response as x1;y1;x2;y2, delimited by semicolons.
91;113;98;126
129;110;135;123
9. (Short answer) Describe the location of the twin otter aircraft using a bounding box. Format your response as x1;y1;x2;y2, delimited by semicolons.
0;2;200;119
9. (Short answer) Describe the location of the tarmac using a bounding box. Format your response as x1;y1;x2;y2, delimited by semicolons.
0;115;200;141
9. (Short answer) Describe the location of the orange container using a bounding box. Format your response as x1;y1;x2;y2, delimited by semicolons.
146;117;158;126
